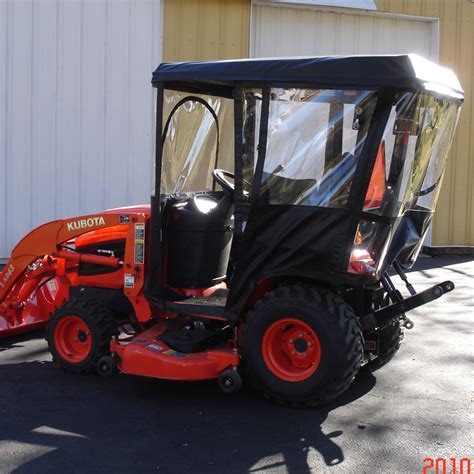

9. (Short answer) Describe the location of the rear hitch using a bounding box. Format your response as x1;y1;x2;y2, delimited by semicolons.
362;280;455;331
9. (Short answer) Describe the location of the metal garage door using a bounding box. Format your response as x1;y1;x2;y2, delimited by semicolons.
251;3;438;60
0;0;162;259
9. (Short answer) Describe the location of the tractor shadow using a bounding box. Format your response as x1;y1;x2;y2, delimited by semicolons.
0;330;45;353
0;352;376;474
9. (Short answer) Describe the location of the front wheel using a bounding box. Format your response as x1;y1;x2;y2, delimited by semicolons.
47;299;118;373
241;285;363;407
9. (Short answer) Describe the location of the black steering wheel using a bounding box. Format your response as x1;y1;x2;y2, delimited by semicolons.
212;169;235;196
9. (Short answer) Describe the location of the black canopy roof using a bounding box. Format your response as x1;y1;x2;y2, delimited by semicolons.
152;54;463;98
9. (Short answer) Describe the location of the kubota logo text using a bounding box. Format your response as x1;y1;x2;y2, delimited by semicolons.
66;217;106;232
0;264;14;288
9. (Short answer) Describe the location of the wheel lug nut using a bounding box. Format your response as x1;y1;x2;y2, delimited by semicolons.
308;342;312;347
298;333;302;338
303;353;307;357
289;339;293;343
291;351;296;355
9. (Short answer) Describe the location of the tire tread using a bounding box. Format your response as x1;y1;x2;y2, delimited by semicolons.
46;299;118;373
242;284;363;407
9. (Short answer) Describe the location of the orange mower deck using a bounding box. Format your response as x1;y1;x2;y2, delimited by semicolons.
111;323;238;381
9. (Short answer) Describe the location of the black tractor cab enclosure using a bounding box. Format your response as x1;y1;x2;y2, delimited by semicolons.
130;54;464;406
147;55;462;319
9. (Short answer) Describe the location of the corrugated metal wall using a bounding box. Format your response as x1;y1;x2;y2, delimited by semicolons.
375;0;473;245
0;0;162;259
251;5;436;59
162;0;250;61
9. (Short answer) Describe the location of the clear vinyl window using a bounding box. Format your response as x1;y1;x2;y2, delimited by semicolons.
259;88;378;207
363;92;461;216
161;91;234;194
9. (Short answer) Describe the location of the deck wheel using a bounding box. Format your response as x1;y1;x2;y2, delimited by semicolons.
97;355;117;377
218;369;242;394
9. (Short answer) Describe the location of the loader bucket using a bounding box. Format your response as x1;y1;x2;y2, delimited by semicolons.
0;268;60;338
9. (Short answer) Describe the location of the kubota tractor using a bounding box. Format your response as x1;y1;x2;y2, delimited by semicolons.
0;55;463;406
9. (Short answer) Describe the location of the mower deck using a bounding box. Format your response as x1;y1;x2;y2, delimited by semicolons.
111;322;238;381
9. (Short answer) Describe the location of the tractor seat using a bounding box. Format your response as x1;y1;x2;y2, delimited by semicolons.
164;193;234;289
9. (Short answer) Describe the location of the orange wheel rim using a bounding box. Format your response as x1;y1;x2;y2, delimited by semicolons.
262;318;321;382
54;315;92;363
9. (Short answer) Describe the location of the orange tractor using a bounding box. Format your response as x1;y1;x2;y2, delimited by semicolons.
0;56;463;405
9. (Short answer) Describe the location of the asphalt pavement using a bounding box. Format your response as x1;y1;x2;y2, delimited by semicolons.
0;255;473;473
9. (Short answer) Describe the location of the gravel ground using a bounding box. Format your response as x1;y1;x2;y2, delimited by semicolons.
0;255;472;473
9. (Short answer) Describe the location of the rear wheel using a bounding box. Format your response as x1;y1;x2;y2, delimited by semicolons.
47;299;118;373
242;285;363;407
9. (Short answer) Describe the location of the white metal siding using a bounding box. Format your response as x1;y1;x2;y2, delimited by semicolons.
0;0;162;259
251;4;437;60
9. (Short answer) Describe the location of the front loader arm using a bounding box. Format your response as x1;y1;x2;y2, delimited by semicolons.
0;211;149;337
0;213;124;303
